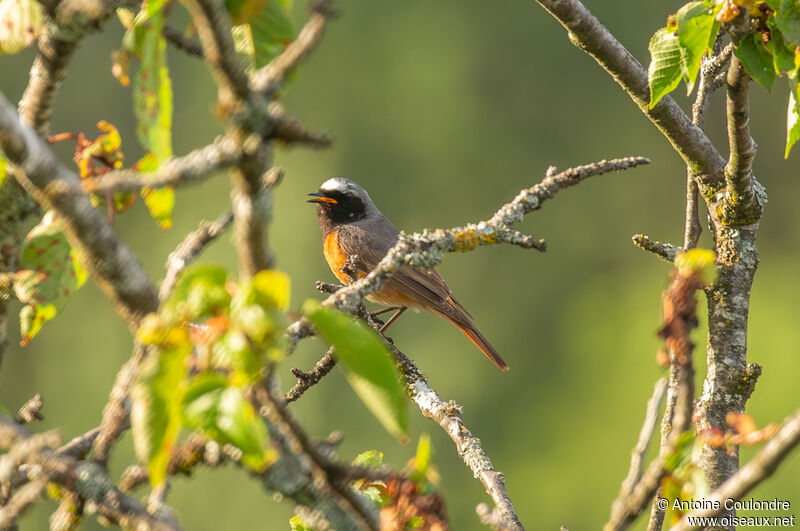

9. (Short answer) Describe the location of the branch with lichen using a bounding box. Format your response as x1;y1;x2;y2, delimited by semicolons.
632;234;679;262
0;415;180;531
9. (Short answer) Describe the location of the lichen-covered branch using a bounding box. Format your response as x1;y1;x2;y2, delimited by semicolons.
632;235;679;263
533;0;725;188
671;407;800;531
82;135;242;195
0;415;180;531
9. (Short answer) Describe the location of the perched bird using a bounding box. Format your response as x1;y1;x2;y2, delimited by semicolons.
308;178;508;371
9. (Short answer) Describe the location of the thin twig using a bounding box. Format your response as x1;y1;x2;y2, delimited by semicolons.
163;24;204;57
632;235;679;263
609;378;667;520
251;0;336;95
283;348;337;403
670;407;800;531
160;210;234;301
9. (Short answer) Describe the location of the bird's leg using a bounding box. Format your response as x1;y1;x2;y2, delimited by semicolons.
370;306;400;317
379;307;406;334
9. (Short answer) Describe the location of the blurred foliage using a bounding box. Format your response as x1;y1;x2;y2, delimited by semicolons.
1;0;799;529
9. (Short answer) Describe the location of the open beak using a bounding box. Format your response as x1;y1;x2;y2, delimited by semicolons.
307;192;338;205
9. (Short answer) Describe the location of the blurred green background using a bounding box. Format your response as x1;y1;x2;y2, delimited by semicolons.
2;0;799;529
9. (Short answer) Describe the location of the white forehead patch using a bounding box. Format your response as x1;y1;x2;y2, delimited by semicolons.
320;178;350;193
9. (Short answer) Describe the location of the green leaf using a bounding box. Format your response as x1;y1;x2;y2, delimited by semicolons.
0;0;43;54
675;3;716;94
233;0;296;70
0;152;6;189
162;264;230;324
412;433;432;481
768;23;797;75
134;14;173;161
303;300;408;441
289;516;314;531
13;212;88;345
736;33;776;91
775;0;800;48
131;338;190;486
211;329;262;382
648;28;684;108
786;82;800;157
230;270;289;349
182;379;274;470
353;450;384;468
182;373;227;432
217;387;274;470
675;247;718;285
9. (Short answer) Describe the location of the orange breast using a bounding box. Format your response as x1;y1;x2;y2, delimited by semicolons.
324;230;365;285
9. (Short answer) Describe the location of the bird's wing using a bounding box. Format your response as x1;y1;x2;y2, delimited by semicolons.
336;222;473;323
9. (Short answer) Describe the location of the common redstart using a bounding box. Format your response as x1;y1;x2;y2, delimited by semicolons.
308;178;508;371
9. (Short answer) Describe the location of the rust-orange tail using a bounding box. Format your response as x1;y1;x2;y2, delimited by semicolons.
452;319;509;372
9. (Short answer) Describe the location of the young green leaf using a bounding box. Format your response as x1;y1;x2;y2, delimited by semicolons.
13;212;88;345
211;329;263;383
786;82;800;157
0;0;43;55
182;373;227;433
774;0;800;48
233;0;296;70
648;28;684;108
216;387;274;470
230;270;289;349
303;300;408;441
675;3;716;94
162;264;231;324
131;336;190;486
735;33;776;91
768;23;797;75
132;13;175;229
0;152;7;189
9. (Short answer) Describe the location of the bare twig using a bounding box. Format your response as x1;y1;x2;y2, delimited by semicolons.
670;407;800;531
283;348;337;403
163;24;204;57
610;379;667;521
533;0;725;189
160;210;234;300
632;235;679;263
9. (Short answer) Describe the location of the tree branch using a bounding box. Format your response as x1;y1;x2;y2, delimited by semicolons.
533;0;726;189
721;55;759;224
632;234;679;262
0;93;159;329
671;407;800;531
163;24;204;58
0;415;180;531
283;348;337;404
82;135;242;195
